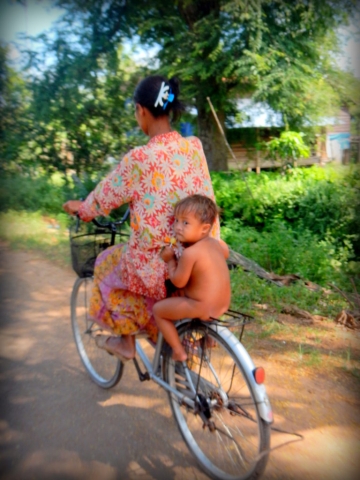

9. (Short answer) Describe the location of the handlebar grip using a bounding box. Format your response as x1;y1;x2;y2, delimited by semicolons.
91;218;107;228
75;214;81;233
91;207;130;228
72;207;130;232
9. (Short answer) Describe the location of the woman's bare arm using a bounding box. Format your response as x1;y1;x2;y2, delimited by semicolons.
63;200;83;215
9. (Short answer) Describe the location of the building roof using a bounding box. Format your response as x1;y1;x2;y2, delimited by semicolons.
229;99;350;131
229;99;283;128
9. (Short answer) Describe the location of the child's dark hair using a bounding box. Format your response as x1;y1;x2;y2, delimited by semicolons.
133;75;185;122
174;194;220;226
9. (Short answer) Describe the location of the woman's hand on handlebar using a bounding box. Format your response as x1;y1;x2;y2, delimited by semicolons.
63;200;83;215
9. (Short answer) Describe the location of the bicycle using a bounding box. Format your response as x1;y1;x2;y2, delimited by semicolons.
69;210;273;480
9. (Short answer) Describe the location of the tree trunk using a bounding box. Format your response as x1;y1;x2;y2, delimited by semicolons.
196;100;228;171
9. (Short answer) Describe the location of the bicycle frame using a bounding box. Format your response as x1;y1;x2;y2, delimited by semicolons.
134;318;273;424
70;209;273;479
135;329;197;411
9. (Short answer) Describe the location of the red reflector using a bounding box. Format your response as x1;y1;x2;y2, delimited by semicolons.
253;367;265;384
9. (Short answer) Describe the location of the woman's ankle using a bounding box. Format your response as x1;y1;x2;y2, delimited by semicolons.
107;335;135;358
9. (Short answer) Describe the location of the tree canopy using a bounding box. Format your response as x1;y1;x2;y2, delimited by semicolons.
28;41;143;174
3;0;359;173
0;44;30;171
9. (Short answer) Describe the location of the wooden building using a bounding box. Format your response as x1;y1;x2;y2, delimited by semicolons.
226;102;355;171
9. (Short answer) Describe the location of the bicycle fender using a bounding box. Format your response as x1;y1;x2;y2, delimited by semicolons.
214;325;273;424
176;319;273;424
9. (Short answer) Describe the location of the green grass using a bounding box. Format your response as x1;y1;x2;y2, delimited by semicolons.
0;210;349;319
0;210;71;269
257;317;285;339
215;164;360;291
1;166;358;292
230;267;347;319
298;344;323;366
347;368;360;380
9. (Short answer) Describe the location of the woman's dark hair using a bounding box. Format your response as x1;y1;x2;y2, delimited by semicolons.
133;75;185;122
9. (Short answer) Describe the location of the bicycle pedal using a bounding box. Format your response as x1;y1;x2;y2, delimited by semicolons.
175;363;186;377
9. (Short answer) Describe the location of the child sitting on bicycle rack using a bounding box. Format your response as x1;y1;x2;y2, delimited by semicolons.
153;194;231;362
63;75;222;362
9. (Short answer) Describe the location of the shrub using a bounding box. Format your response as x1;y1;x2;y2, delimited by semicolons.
222;219;354;288
212;165;359;258
263;131;310;167
0;173;68;214
229;268;347;318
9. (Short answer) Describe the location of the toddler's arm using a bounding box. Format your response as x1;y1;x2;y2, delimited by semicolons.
161;246;178;278
161;246;194;289
160;245;176;263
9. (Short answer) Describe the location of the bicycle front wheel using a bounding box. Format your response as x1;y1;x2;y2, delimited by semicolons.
164;321;271;480
71;276;123;388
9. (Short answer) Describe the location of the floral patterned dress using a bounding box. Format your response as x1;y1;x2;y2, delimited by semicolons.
78;131;219;342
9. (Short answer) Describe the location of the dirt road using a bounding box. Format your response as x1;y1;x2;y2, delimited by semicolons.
0;245;359;480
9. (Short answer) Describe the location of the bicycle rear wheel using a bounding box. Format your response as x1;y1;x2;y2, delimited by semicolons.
71;276;123;388
164;321;271;480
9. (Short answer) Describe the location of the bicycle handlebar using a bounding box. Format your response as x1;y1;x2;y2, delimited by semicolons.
74;207;130;233
91;207;130;229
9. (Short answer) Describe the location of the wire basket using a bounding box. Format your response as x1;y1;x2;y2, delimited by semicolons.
70;232;113;277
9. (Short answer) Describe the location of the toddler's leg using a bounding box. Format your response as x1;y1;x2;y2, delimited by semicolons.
153;297;204;361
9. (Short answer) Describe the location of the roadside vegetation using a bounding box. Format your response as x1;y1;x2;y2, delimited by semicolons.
0;163;358;321
1;1;359;377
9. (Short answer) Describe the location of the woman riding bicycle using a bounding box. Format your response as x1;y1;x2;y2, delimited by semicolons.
63;74;220;362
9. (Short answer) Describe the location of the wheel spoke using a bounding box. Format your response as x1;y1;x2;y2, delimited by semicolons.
213;420;247;469
71;277;122;388
165;322;270;480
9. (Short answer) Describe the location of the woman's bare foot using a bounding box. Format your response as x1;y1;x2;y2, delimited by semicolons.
97;335;136;361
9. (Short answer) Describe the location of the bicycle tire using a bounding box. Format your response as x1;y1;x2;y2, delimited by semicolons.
71;276;123;388
164;321;271;480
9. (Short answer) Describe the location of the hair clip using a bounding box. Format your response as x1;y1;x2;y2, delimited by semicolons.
154;81;175;110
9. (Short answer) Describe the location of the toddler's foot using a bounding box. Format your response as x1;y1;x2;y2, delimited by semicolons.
172;346;187;362
202;336;217;348
182;335;217;356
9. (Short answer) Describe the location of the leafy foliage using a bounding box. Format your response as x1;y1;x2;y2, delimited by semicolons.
213;165;359;287
0;172;69;214
22;37;145;174
44;0;358;171
1;164;357;289
230;268;347;318
212;165;358;244
224;219;354;287
0;44;30;171
263;131;310;167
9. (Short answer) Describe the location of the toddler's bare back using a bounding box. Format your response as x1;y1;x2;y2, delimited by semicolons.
182;237;231;319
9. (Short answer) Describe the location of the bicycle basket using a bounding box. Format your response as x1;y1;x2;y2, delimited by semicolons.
70;232;113;277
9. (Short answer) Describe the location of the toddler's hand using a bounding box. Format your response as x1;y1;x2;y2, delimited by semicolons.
161;245;176;263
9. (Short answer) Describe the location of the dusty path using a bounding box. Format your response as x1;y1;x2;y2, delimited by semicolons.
0;245;359;480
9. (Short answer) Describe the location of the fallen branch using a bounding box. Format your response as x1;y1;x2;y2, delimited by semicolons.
280;304;314;322
329;282;360;319
227;249;284;286
334;310;359;329
228;249;323;290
